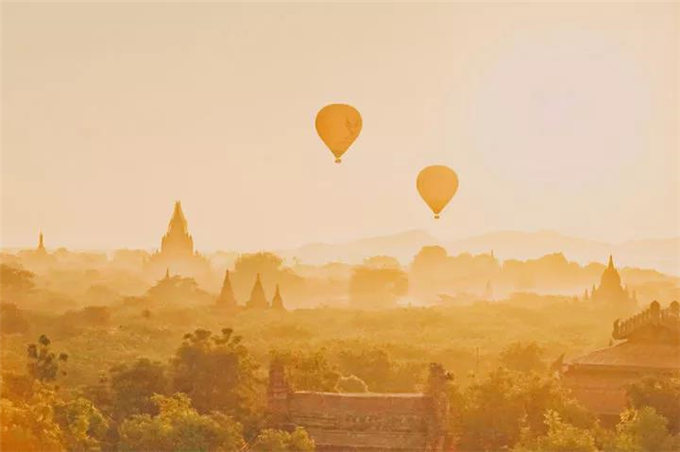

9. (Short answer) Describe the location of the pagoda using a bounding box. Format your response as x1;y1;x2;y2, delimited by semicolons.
147;201;210;284
563;300;680;419
159;201;194;258
36;231;47;255
216;270;238;308
246;273;269;309
271;284;285;310
588;255;636;310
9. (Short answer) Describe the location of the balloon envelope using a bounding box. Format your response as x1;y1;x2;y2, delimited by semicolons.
315;104;362;163
416;165;459;219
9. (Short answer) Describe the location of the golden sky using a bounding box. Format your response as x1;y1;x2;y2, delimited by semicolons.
1;3;678;251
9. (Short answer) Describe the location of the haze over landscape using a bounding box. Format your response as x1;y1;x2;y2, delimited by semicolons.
2;3;678;252
1;3;679;452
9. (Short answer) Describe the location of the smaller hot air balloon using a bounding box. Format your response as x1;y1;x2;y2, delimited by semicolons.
315;104;362;163
417;165;459;219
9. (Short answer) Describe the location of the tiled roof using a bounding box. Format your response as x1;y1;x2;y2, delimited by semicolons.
569;341;680;370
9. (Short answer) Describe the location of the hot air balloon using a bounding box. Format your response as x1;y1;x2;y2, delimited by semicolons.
315;104;362;163
416;165;459;219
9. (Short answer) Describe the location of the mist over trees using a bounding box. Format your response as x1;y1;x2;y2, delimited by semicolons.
1;243;679;451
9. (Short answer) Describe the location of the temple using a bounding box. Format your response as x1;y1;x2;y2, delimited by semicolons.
267;361;451;451
271;284;285;310
563;300;680;419
216;270;238;308
159;201;194;258
585;255;637;311
147;201;209;283
36;231;46;255
246;273;269;309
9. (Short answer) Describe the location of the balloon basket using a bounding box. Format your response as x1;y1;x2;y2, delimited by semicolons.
335;158;342;164
434;214;440;219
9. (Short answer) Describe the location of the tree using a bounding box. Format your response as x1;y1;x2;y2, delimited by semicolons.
0;303;30;335
109;358;169;421
349;267;408;308
514;410;597;452
0;390;64;452
250;427;315;452
171;329;261;429
60;306;111;329
363;255;402;269
0;265;35;301
627;375;680;434
457;368;594;451
270;350;339;392
53;397;109;452
499;342;546;373
604;407;677;452
338;348;391;391
118;393;244;452
26;335;68;382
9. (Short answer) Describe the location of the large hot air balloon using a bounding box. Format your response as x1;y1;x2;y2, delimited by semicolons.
416;165;459;219
315;104;362;163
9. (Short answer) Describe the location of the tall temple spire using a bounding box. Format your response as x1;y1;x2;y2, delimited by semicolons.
601;254;621;288
247;273;269;309
589;254;635;310
36;231;46;254
160;201;194;258
271;284;285;310
169;201;189;234
217;270;238;308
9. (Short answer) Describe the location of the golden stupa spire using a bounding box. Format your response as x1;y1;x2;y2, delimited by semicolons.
160;201;194;257
36;230;46;254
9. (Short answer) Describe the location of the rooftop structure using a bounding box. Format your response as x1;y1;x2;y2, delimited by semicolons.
267;361;451;451
586;255;637;311
563;300;680;417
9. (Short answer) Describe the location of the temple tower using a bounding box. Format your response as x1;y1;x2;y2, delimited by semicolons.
246;273;269;309
36;231;46;255
590;255;635;309
267;358;291;428
217;270;238;308
160;201;194;258
271;284;285;310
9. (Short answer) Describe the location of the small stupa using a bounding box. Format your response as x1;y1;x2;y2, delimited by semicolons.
217;270;238;308
271;284;285;310
246;273;269;309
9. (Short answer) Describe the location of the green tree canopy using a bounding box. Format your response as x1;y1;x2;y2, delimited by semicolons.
603;406;678;452
0;265;35;300
118;393;244;452
171;328;262;430
270;349;339;392
349;267;408;308
627;374;680;434
110;358;169;421
26;335;68;382
250;426;315;452
514;410;597;452
457;368;594;451
499;342;546;373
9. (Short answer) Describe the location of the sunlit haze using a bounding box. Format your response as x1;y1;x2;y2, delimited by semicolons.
2;3;678;251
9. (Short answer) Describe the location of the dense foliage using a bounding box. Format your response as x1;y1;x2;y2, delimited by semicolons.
1;251;679;451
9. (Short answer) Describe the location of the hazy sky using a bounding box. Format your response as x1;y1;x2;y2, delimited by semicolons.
2;3;678;251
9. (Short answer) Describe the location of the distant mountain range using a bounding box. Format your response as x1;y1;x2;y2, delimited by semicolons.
278;230;680;275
